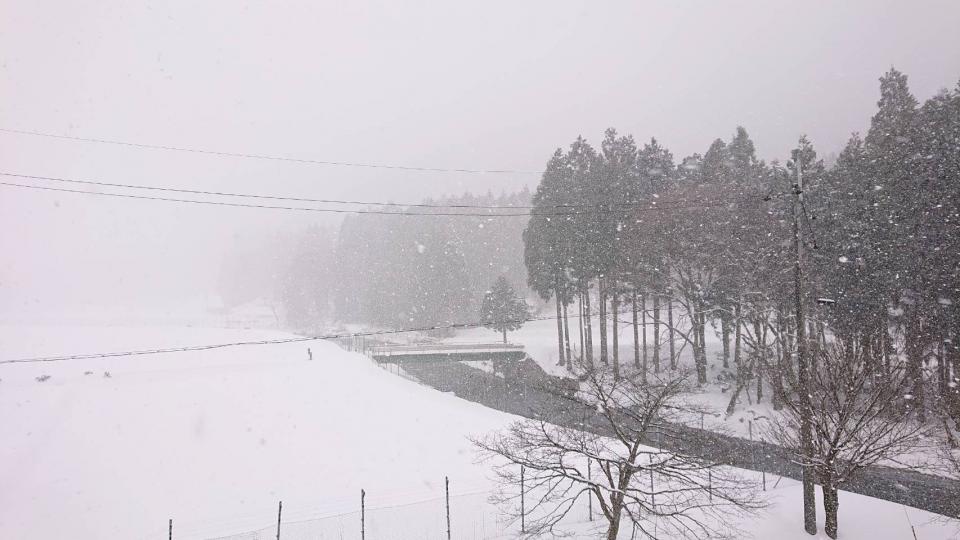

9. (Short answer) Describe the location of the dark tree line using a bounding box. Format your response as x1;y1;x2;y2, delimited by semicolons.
524;69;960;426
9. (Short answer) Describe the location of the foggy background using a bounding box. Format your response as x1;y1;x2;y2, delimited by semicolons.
2;0;959;318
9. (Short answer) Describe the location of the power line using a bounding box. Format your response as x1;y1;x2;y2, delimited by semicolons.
0;315;566;365
0;171;722;211
0;176;775;218
0;180;535;217
0;127;542;175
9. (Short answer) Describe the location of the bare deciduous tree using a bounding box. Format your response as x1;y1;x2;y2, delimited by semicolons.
768;339;932;539
474;370;761;539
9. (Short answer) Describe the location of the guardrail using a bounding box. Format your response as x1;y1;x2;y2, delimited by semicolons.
370;342;525;356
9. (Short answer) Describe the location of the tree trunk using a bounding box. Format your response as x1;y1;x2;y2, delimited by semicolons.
632;290;641;371
692;303;701;370
503;328;507;344
784;313;794;366
938;339;948;398
562;297;572;370
756;320;766;403
905;313;925;422
668;298;676;370
641;294;648;375
599;278;608;366
605;502;622;540
823;481;839;539
653;295;661;374
698;306;708;383
611;284;620;380
727;304;744;414
734;304;742;378
578;289;586;369
722;315;731;369
726;370;745;415
772;318;784;411
554;285;565;366
862;330;875;378
882;322;892;375
584;283;594;368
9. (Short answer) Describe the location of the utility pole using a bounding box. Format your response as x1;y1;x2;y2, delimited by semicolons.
792;155;817;535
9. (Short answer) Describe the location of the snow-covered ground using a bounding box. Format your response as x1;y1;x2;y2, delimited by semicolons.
0;324;507;539
0;323;955;539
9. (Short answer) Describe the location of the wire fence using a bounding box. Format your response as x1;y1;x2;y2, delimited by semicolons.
168;487;516;540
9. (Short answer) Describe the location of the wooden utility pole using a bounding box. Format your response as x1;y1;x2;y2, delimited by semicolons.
793;157;817;535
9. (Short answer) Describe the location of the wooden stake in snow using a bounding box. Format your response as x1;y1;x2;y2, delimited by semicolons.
708;469;712;502
520;465;526;533
588;460;593;521
168;518;172;540
445;476;451;540
361;489;366;540
275;501;282;540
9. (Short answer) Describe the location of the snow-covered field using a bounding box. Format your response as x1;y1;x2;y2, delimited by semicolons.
0;323;954;539
0;324;508;539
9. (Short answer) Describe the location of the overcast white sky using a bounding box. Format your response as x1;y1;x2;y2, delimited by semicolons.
2;0;959;314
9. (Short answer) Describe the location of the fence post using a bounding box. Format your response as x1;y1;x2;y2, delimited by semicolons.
276;501;282;540
588;460;593;521
445;476;451;540
361;489;366;540
520;465;526;534
168;518;172;540
708;469;712;502
649;467;655;511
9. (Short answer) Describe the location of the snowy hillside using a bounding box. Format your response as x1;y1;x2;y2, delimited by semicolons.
0;324;954;539
0;324;509;539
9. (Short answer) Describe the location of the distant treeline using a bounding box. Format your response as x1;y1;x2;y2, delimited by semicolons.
221;190;534;331
331;190;532;330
